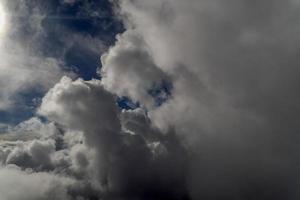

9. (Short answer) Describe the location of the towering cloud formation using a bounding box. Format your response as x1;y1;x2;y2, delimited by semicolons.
38;77;188;199
1;0;300;199
100;0;300;199
1;76;189;199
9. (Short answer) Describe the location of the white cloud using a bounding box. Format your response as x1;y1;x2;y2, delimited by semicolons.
0;1;75;111
0;166;74;200
1;0;300;199
5;139;55;170
101;30;168;108
37;76;189;199
98;0;300;199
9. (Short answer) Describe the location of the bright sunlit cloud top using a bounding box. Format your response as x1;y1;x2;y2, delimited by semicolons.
0;2;7;36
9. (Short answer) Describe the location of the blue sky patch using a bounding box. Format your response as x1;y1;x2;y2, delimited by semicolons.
148;80;172;107
117;96;140;110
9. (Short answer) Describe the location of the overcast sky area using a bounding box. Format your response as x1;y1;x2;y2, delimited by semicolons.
0;0;300;199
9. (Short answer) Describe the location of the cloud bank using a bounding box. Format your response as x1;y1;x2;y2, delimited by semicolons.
1;0;300;199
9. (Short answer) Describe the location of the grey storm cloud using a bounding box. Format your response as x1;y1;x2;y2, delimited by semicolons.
38;76;189;199
101;0;300;199
1;0;300;200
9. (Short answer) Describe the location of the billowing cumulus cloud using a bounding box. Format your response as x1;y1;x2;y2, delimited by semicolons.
100;0;300;199
1;0;300;200
38;76;189;199
101;30;168;108
0;74;189;199
0;166;75;200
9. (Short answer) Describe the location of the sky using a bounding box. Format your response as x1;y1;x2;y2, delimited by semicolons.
1;0;300;200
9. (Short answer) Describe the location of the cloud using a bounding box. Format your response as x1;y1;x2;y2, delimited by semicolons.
0;166;74;200
0;0;112;113
1;0;300;199
5;139;55;170
97;0;300;199
0;0;72;111
37;76;189;199
0;44;66;110
101;30;168;108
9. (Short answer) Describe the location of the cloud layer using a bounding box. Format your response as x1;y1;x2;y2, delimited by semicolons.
1;0;300;199
101;0;300;199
